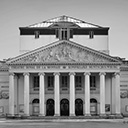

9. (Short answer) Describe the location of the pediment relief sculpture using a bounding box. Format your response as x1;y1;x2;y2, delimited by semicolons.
17;43;113;63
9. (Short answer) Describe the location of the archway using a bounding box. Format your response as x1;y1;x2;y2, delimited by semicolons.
90;98;97;115
32;99;39;115
75;99;83;116
46;99;54;116
60;99;69;116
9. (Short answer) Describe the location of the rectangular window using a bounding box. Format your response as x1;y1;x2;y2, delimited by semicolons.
47;76;54;88
75;76;82;88
70;29;73;38
61;75;68;88
33;76;39;91
90;76;96;89
89;31;94;39
34;31;40;39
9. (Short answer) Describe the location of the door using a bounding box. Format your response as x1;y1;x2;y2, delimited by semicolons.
46;99;54;116
75;99;83;116
60;99;69;116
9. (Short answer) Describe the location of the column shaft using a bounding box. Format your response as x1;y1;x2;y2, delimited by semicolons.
54;72;60;116
115;72;121;115
84;72;91;116
100;72;106;115
9;73;15;115
24;73;30;116
39;73;45;116
69;72;75;116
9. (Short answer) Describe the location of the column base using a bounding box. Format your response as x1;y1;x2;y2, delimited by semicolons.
39;114;45;117
84;114;91;117
115;114;123;119
70;114;75;116
54;114;60;116
23;114;30;117
99;114;107;118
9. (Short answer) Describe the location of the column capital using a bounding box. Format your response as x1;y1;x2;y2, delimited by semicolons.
23;72;30;76
99;72;106;76
53;72;60;76
9;72;15;76
84;72;91;76
38;72;45;76
69;72;75;76
114;72;120;76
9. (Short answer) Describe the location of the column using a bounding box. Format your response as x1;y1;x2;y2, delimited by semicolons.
69;72;75;116
23;73;30;116
84;72;91;116
9;73;15;116
39;72;45;116
99;72;106;116
54;72;60;116
115;72;121;115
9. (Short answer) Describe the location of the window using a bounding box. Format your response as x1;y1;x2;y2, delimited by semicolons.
89;31;94;39
90;76;96;89
33;76;39;91
47;76;54;88
75;76;82;88
56;28;72;40
61;75;68;88
34;31;40;39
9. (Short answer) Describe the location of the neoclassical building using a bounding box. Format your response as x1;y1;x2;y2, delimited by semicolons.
0;16;128;118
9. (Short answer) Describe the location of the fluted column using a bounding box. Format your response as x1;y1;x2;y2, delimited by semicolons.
39;72;45;116
99;72;106;115
9;73;15;116
69;72;75;116
114;72;121;115
23;73;30;116
54;72;60;116
84;72;91;116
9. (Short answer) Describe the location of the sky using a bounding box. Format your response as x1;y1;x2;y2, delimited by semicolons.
0;0;128;60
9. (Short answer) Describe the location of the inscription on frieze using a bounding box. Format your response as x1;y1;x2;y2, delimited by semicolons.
11;65;118;69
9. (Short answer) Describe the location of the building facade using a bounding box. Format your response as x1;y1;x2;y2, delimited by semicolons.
0;16;128;118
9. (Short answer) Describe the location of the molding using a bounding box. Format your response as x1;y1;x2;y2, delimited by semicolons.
53;72;60;76
23;72;30;76
69;72;75;76
9;72;15;76
38;72;45;76
99;72;106;76
84;72;91;76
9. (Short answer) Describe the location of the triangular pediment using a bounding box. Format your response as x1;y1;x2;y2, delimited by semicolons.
7;40;121;65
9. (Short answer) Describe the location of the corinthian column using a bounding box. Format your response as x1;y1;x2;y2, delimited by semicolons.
99;72;106;116
23;73;30;116
84;72;91;116
39;72;45;116
54;72;60;116
69;72;75;116
9;73;15;116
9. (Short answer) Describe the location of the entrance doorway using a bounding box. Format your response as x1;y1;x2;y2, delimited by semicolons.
75;99;83;116
60;99;69;116
32;99;39;115
90;98;97;115
46;99;54;116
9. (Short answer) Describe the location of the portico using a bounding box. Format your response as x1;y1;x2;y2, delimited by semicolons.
8;70;121;117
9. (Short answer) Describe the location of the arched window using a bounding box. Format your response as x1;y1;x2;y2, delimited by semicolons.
32;99;39;104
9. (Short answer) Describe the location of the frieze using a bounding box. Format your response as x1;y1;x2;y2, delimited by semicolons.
10;65;118;70
16;43;114;63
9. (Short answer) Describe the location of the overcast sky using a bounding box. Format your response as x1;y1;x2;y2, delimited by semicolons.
0;0;128;60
